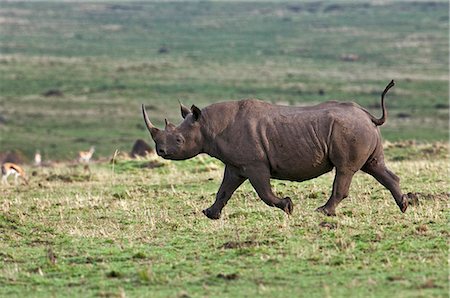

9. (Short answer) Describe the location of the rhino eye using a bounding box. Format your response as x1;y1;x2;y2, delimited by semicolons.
176;137;183;144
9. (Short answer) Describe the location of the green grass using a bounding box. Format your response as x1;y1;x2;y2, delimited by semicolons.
0;148;448;297
0;1;448;159
0;2;448;296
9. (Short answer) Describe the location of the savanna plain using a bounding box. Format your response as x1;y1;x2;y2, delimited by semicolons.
0;1;448;297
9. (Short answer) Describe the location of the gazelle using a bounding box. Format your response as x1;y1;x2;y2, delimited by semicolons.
34;150;42;166
78;146;95;163
1;162;29;185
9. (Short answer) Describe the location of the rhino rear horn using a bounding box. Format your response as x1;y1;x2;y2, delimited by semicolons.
165;118;176;131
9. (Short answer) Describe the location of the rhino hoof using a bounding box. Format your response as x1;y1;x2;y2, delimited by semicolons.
316;205;336;216
202;208;221;220
282;197;294;215
399;194;409;213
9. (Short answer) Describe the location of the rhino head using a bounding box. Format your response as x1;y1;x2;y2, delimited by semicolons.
142;102;204;160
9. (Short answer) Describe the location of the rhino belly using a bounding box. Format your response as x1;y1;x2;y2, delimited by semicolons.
269;160;333;182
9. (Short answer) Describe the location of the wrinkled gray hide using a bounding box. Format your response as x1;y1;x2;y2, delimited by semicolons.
142;80;409;219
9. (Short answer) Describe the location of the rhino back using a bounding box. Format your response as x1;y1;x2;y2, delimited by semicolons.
202;99;379;181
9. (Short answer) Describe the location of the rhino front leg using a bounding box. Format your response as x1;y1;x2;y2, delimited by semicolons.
203;165;246;220
246;166;294;215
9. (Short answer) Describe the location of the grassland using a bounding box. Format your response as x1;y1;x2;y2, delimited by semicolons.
0;1;448;160
0;144;448;297
0;1;448;297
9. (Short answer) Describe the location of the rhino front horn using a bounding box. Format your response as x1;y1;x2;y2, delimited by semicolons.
142;104;160;138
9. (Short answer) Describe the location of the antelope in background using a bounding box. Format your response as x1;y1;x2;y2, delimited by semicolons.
34;150;42;166
78;146;95;163
1;162;28;185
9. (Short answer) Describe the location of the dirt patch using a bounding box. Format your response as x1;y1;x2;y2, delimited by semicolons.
106;270;122;278
417;279;441;289
46;173;90;183
396;112;411;119
415;224;428;234
319;221;338;229
407;192;449;206
220;240;257;249
42;89;63;97
217;273;239;280
387;276;406;282
434;103;449;109
158;46;170;54
143;160;165;169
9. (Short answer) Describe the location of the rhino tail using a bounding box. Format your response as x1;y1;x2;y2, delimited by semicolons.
371;80;395;126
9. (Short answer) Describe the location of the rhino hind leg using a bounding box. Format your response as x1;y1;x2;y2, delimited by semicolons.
362;160;408;213
316;169;355;216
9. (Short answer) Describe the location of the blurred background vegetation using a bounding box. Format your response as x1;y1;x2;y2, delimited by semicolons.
1;1;448;160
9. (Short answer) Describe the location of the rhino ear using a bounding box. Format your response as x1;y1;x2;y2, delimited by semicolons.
179;100;191;119
191;105;201;121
